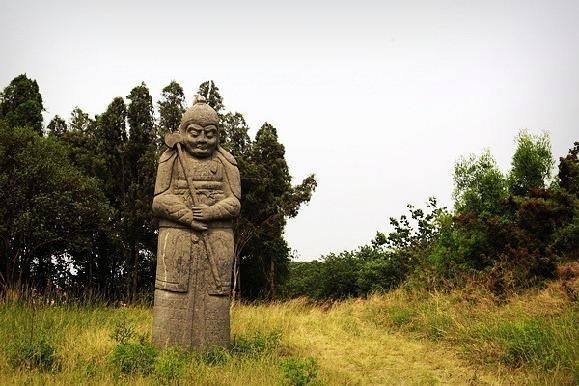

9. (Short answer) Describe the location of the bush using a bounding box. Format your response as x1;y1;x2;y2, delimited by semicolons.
231;330;282;356
109;342;158;375
358;257;406;294
7;334;58;371
109;319;136;344
281;357;319;386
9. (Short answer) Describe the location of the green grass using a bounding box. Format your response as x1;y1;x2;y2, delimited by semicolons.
0;281;577;385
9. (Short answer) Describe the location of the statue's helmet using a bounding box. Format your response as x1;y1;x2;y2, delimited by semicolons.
179;95;219;131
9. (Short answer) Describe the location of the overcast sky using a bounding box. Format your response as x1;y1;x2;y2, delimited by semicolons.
1;0;578;260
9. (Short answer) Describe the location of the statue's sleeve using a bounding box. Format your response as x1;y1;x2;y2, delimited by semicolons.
204;150;241;220
152;151;196;227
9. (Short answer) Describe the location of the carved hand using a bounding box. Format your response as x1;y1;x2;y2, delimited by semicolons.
190;220;208;231
192;205;212;222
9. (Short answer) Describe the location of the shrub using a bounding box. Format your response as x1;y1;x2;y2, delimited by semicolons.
281;357;319;386
231;330;282;355
109;342;158;375
109;319;136;344
358;257;406;294
7;334;58;371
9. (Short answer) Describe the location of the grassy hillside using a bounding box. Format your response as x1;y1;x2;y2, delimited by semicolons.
0;276;577;385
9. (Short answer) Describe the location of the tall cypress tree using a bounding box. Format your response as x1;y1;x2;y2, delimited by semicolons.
96;97;127;205
47;115;67;137
125;82;157;299
198;80;224;113
158;81;186;140
0;74;44;135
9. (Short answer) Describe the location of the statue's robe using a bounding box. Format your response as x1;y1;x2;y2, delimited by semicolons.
151;146;240;349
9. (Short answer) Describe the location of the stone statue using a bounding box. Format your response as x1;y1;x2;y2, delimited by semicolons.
151;96;241;349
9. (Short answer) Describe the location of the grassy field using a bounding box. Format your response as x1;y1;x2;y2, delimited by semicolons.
0;280;577;385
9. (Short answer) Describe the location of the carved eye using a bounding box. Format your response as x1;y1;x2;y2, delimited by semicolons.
205;125;217;138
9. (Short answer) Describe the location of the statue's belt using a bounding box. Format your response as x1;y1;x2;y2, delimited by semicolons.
158;219;233;229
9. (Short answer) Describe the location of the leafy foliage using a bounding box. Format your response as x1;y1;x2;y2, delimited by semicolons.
47;115;67;137
7;333;57;371
283;131;577;299
0;121;111;291
281;199;447;299
231;330;282;356
453;150;507;216
281;357;319;386
509;131;554;196
157;80;185;143
0;74;44;134
109;342;158;375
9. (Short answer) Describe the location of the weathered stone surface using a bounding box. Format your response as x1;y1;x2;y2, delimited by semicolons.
152;96;240;349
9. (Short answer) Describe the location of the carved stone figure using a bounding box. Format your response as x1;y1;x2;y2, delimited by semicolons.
151;96;241;349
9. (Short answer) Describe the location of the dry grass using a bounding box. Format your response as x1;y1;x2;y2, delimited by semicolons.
0;282;576;385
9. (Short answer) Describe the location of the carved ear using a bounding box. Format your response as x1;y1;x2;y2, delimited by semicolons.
164;132;182;148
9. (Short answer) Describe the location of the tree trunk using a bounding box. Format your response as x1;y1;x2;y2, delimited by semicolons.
130;242;138;302
269;257;275;299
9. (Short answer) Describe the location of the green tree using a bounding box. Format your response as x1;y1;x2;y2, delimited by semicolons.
69;107;93;134
453;150;507;216
239;123;316;298
56;107;120;295
96;97;127;206
557;142;579;196
509;131;554;196
317;251;362;298
551;142;579;259
127;82;154;145
0;74;44;135
220;112;251;156
158;81;186;136
124;82;157;300
0;120;110;291
198;80;224;113
47;115;67;137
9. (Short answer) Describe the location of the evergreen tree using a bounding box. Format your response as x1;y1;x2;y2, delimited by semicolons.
198;80;224;113
221;112;251;156
239;122;316;298
158;81;186;138
47;115;67;137
69;107;93;134
96;97;127;205
0;74;44;135
125;82;157;299
127;82;154;145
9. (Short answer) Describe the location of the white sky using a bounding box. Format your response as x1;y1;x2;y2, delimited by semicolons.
1;0;578;260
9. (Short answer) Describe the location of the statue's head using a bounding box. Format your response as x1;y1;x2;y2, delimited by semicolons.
178;96;219;158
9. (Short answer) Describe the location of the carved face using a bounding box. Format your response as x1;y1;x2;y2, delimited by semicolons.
182;123;218;158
